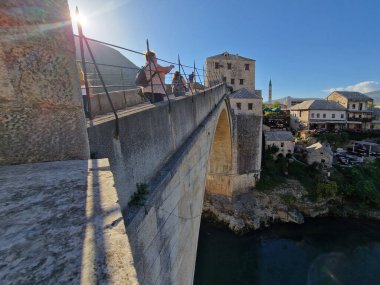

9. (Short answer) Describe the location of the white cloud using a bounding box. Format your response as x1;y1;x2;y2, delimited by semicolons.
323;81;379;94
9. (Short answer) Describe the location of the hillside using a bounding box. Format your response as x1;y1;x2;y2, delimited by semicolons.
366;90;380;104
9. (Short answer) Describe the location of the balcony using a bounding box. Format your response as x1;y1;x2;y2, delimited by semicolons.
348;109;373;113
347;117;373;122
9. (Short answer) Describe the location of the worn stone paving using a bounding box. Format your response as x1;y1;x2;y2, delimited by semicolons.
0;159;138;285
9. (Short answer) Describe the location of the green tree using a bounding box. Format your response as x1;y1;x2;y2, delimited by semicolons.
273;100;281;108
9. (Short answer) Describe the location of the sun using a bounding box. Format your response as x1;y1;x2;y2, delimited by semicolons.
71;11;88;27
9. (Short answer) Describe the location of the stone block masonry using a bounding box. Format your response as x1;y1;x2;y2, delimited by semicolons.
0;1;89;165
124;99;228;285
87;84;227;211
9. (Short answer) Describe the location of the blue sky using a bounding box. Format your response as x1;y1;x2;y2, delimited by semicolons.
68;0;380;100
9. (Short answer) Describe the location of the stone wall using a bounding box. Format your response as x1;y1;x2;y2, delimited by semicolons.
235;114;262;174
90;88;144;117
125;106;223;284
222;110;263;195
87;84;226;210
229;97;262;115
266;140;294;156
0;1;89;165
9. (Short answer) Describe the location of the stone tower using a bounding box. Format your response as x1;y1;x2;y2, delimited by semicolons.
269;79;272;105
205;52;256;92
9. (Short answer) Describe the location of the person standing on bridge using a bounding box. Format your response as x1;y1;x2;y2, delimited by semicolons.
188;71;195;93
143;51;174;103
171;71;187;97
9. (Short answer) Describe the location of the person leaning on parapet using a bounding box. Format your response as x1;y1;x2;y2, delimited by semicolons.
171;71;187;97
188;71;195;93
142;51;174;103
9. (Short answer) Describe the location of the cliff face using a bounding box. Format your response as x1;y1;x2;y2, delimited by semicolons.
202;179;366;234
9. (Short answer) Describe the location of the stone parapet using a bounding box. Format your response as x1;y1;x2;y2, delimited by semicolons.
0;1;89;165
90;88;144;117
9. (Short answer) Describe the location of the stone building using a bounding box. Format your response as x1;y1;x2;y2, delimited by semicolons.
289;99;346;130
229;88;263;191
327;91;374;130
264;131;294;157
229;88;262;115
371;108;380;130
284;96;320;109
306;142;333;167
206;51;259;94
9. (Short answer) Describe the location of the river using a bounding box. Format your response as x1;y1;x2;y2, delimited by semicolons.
194;218;380;285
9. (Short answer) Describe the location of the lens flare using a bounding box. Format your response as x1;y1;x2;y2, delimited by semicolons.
71;12;87;27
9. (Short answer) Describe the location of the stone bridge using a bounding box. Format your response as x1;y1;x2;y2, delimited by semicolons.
0;2;262;284
87;83;245;284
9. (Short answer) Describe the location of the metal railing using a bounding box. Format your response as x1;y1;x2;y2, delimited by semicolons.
74;6;223;138
347;117;373;122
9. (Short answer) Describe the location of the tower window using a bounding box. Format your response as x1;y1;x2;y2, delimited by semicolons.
231;78;235;84
215;62;219;69
239;79;244;85
236;103;241;110
248;103;253;110
245;64;250;70
227;63;232;70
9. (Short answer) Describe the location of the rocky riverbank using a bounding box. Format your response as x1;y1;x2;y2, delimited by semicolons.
202;179;380;234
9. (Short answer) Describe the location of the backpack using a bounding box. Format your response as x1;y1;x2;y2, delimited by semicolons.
135;66;156;87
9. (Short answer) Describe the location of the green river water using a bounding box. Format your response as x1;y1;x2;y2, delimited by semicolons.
194;218;380;285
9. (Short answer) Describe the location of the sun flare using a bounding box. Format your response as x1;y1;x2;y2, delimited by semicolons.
71;12;87;27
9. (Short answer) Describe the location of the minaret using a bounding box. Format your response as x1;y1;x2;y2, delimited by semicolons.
269;79;272;105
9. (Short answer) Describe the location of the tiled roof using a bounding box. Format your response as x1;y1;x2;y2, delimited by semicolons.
207;52;255;62
290;99;346;111
229;88;261;99
306;142;333;155
264;131;293;141
331;91;372;101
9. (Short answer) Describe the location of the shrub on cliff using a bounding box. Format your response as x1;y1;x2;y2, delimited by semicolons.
316;181;338;199
280;193;297;205
256;159;286;190
332;159;380;208
128;183;149;207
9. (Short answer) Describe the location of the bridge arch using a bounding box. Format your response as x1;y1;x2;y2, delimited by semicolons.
206;106;233;196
